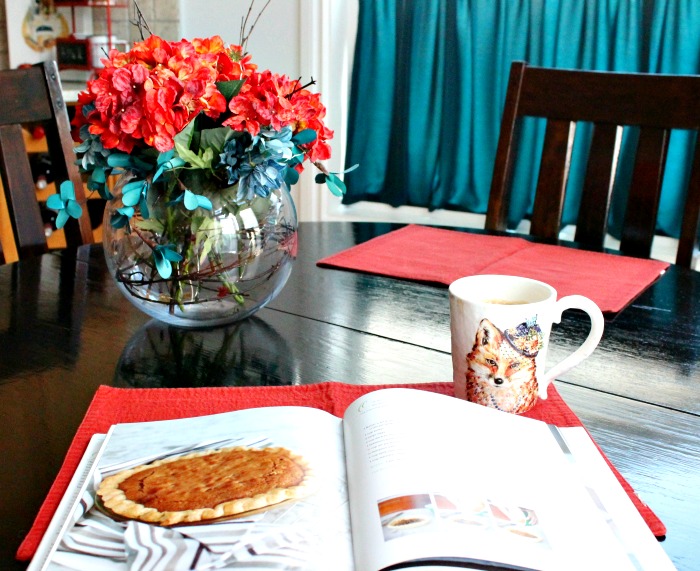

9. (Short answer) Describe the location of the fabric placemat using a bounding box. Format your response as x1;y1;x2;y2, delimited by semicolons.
316;225;670;313
17;381;665;561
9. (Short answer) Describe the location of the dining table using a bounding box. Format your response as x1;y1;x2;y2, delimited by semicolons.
0;221;698;570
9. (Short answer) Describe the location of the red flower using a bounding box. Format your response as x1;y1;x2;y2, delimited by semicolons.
72;35;250;153
71;34;333;169
223;71;333;167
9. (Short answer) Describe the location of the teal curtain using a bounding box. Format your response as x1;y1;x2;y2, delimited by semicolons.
344;0;700;238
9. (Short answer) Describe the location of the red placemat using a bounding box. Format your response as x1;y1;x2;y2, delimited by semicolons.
317;225;670;313
17;381;665;561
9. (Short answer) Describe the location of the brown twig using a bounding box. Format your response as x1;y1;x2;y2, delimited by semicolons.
132;225;159;250
313;161;330;176
130;0;153;41
286;77;316;99
240;0;272;53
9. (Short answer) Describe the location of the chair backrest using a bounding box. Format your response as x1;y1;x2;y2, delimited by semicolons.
0;61;93;264
486;61;700;269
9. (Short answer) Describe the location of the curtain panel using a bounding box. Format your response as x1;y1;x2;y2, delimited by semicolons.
344;0;700;238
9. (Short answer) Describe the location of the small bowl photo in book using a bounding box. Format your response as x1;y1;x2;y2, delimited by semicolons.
505;526;544;542
385;509;432;529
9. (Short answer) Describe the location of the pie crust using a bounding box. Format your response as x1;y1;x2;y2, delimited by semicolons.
96;446;316;526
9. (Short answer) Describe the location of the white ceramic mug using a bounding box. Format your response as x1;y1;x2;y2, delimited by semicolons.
449;275;604;414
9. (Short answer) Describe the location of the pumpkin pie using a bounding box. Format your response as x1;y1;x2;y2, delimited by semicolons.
96;445;316;526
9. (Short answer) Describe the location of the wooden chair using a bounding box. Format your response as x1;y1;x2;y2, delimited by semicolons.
0;61;93;264
486;61;700;269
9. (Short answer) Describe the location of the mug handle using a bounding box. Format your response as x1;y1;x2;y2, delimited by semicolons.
539;295;605;398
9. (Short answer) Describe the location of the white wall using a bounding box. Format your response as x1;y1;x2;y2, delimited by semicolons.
179;0;301;77
179;0;359;222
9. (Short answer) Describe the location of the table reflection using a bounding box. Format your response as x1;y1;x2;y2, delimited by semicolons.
114;317;297;388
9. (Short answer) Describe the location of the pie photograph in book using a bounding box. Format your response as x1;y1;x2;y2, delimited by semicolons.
30;406;354;571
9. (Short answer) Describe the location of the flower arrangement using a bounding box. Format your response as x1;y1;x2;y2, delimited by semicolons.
50;24;353;325
70;34;343;269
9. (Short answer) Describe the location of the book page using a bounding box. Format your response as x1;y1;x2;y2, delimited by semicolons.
553;427;675;570
343;389;674;571
34;406;353;571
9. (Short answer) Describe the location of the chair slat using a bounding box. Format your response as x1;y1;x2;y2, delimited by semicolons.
486;62;527;232
0;67;53;125
676;138;700;267
620;127;669;259
530;119;575;240
575;123;621;250
0;124;47;259
0;61;94;263
519;66;700;129
42;64;93;248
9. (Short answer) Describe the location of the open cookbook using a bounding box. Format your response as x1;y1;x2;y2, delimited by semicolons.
28;388;674;571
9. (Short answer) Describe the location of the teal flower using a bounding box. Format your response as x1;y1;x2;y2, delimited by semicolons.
153;244;183;279
46;180;83;229
236;160;286;202
110;206;135;229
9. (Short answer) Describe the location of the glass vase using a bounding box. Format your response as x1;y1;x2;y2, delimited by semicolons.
103;172;297;328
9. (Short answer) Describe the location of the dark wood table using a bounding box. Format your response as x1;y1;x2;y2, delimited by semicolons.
0;222;698;569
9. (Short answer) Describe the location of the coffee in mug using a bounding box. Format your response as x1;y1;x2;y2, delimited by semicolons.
449;275;604;414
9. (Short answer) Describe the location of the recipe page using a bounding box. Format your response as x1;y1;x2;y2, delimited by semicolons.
342;389;670;571
34;406;353;571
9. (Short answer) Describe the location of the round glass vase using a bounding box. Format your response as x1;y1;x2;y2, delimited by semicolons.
103;172;298;328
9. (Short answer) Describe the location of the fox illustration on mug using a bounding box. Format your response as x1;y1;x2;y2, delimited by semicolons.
465;318;544;414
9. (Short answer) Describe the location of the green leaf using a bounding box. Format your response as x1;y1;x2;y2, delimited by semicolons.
201;147;215;167
190;214;206;235
216;79;245;101
314;173;327;184
135;218;164;233
174;142;203;168
174;141;213;169
200;127;234;154
197;214;218;234
173;119;197;152
199;235;214;265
